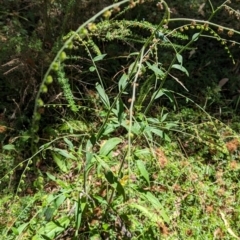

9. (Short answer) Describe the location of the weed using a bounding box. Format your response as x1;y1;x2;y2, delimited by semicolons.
1;0;240;239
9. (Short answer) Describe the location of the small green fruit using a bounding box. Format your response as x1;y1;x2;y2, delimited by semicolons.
46;75;53;85
81;28;88;35
52;62;59;71
34;112;41;121
103;10;112;19
37;98;44;107
41;84;48;93
88;23;97;32
67;42;74;49
32;125;39;132
60;51;67;62
129;133;134;138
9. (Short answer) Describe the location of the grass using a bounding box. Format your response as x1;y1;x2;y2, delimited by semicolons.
1;0;240;239
1;103;240;239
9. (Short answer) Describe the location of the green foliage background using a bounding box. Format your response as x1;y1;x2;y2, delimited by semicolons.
1;0;240;239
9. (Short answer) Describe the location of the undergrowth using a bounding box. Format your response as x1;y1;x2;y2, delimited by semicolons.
1;0;240;239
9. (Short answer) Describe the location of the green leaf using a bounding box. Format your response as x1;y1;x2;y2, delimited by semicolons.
144;192;170;223
51;152;68;173
96;83;110;108
93;196;108;205
160;113;168;122
46;172;56;181
128;61;138;75
146;117;160;124
129;52;139;56
90;234;102;240
136;160;150;186
95;154;111;171
115;181;126;201
171;64;189;76
89;66;96;72
75;196;87;229
55;194;66;209
165;122;178;129
44;207;55;221
37;216;70;239
121;120;141;135
63;137;74;149
85;138;94;170
11;227;19;235
150;127;163;138
131;122;142;135
93;53;107;61
2;144;16;151
134;148;151;158
146;61;165;78
32;235;43;240
163;90;174;104
17;222;29;234
149;127;171;142
46;194;55;204
118;73;128;92
129;203;162;223
101;123;118;136
176;53;183;64
53;148;77;160
192;32;200;41
104;170;126;200
104;170;116;184
151;89;165;101
99;137;122;156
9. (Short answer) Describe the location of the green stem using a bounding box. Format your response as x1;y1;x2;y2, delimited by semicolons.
168;18;240;35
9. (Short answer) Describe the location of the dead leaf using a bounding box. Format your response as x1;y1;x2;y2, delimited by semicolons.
198;3;205;16
188;48;197;59
218;78;229;88
155;148;168;168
